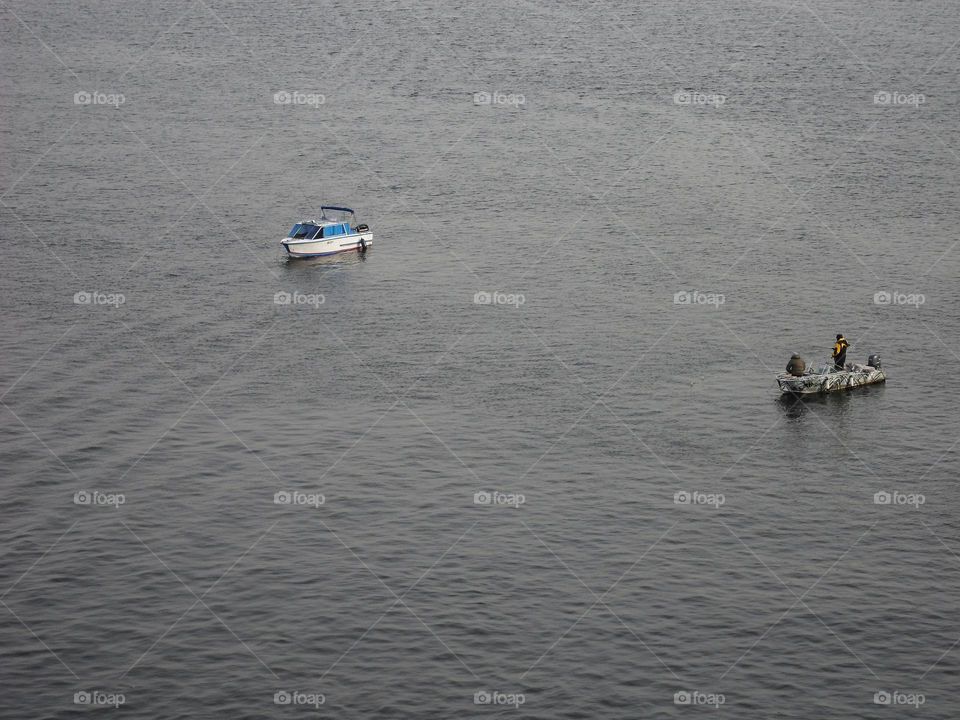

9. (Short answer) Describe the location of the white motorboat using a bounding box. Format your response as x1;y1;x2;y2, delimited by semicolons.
281;206;373;258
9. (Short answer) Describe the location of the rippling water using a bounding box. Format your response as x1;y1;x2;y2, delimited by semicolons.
2;1;960;717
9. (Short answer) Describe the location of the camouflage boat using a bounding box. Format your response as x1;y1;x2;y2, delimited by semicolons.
776;355;886;395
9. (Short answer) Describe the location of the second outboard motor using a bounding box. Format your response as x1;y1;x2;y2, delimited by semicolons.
868;354;881;369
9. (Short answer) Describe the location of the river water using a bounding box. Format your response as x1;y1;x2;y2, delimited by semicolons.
2;1;959;717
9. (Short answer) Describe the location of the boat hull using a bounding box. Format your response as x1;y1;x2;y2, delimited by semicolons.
282;232;373;258
777;368;886;394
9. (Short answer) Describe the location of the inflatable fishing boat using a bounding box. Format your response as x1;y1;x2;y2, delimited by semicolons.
776;354;886;395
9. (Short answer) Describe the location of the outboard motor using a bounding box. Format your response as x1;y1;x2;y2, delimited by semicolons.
867;354;881;370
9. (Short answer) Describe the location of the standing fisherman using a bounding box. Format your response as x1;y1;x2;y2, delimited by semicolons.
833;334;849;370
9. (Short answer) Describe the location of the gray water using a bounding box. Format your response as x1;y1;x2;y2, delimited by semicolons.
2;1;960;717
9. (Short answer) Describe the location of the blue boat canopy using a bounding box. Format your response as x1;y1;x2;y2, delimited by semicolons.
324;223;349;237
288;222;354;239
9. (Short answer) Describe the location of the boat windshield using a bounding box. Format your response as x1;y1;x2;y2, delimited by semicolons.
288;223;320;239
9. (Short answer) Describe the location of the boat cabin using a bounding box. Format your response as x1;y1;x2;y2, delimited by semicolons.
287;221;352;241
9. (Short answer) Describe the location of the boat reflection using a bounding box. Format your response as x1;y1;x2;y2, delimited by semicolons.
776;384;885;420
283;248;369;269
